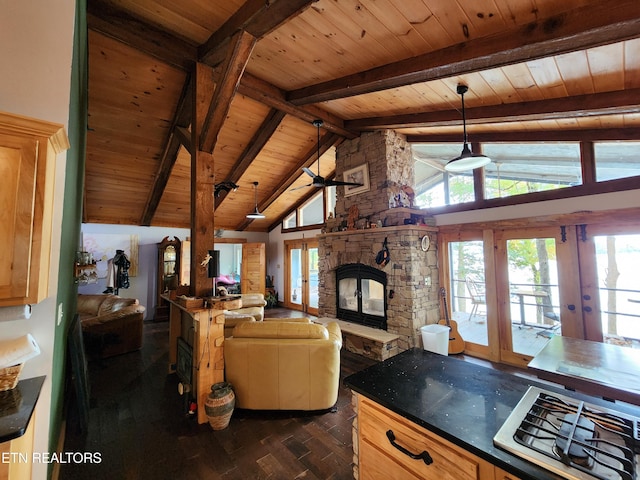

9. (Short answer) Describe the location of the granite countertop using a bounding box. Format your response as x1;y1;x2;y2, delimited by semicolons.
0;376;45;443
344;348;640;480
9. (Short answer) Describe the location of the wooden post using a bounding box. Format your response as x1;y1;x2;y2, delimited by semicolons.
190;63;216;297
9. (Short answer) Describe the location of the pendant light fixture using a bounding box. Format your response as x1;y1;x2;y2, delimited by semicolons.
445;84;491;173
246;181;265;219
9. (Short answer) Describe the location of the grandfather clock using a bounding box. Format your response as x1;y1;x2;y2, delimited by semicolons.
156;236;181;321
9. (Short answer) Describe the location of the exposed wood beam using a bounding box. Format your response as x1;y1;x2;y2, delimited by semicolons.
215;109;286;209
88;3;354;141
87;0;197;71
347;89;640;131
200;30;256;154
174;126;192;154
238;74;357;139
406;127;640;143
235;132;343;230
199;0;316;66
140;76;193;225
288;0;640;104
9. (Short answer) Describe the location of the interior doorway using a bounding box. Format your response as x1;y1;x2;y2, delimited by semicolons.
284;239;319;316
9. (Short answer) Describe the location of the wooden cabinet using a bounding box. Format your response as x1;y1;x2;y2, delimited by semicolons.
495;468;522;480
0;111;69;306
356;395;501;480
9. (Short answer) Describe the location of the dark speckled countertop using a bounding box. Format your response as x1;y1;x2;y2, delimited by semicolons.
344;348;640;480
0;376;45;443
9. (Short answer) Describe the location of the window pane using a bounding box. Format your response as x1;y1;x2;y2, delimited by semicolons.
594;141;640;181
299;192;324;226
283;212;296;229
482;143;582;199
413;144;468;207
326;185;336;219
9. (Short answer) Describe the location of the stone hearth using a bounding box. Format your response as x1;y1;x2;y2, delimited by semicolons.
317;130;441;360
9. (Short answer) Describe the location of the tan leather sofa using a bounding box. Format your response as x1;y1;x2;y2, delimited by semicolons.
77;294;145;358
224;319;342;410
223;293;268;337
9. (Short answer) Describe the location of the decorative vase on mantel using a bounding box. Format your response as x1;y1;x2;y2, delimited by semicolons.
204;382;235;430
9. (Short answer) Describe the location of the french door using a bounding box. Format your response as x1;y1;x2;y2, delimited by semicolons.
442;219;640;367
493;226;583;366
284;239;319;315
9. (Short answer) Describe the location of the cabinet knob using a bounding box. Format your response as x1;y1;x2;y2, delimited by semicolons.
386;430;433;465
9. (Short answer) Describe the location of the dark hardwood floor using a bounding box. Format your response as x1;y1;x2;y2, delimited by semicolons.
60;309;376;480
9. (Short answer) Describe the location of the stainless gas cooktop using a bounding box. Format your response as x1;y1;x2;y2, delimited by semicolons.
494;386;639;480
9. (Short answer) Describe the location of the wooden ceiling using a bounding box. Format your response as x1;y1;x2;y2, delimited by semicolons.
85;0;640;231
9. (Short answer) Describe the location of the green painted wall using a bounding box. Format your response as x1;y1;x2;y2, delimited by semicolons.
49;0;86;468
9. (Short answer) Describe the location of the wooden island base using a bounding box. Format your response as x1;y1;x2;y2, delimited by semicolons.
164;295;225;424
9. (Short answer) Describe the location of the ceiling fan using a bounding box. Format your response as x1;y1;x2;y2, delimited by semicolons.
296;119;364;190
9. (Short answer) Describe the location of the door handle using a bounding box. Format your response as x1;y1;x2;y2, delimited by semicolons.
385;430;433;465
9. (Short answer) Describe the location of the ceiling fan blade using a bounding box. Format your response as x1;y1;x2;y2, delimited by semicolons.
290;183;314;191
302;167;316;178
326;180;364;187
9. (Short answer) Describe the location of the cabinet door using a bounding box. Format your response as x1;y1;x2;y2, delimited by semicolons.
0;111;68;306
0;134;39;303
358;396;495;480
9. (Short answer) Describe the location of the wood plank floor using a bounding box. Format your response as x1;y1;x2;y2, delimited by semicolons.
60;309;376;480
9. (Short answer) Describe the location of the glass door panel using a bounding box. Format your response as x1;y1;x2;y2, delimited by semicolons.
500;233;562;358
308;246;319;311
361;279;384;316
289;247;303;307
449;240;489;347
592;233;640;345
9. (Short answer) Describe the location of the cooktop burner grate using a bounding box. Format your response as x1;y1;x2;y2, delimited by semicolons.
495;386;640;480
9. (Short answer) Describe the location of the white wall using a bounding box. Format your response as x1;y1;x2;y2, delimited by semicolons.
434;189;640;226
0;1;75;477
80;224;269;318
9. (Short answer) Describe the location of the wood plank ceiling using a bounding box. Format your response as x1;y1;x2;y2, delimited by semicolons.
85;0;640;232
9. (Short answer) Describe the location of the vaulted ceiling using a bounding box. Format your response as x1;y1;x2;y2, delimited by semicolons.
85;0;640;232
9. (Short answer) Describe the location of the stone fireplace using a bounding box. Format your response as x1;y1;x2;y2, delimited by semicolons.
318;130;441;360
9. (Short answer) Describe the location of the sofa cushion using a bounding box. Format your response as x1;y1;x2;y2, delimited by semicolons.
232;321;328;340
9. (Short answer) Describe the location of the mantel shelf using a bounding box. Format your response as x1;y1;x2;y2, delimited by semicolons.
319;223;438;239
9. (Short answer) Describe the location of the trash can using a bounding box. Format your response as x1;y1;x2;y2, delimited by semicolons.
420;324;449;355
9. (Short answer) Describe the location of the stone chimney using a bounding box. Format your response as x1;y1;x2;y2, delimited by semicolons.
318;130;440;356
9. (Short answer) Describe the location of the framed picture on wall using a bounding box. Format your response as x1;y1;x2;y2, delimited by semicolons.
343;163;370;197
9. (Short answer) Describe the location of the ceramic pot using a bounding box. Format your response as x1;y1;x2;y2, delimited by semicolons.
204;382;235;430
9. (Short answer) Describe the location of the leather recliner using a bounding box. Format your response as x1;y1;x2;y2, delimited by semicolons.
224;319;342;411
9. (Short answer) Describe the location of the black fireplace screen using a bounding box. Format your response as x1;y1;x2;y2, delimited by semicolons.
336;264;387;329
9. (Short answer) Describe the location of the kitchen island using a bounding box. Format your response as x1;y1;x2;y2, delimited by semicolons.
344;348;640;480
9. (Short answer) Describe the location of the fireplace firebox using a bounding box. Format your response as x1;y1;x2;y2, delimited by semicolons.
336;264;387;329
